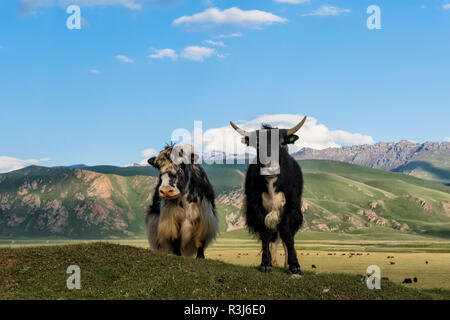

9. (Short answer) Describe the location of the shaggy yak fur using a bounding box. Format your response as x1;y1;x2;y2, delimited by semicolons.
146;144;218;258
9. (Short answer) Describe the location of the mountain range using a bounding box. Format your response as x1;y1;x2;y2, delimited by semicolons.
129;141;449;185
293;140;450;185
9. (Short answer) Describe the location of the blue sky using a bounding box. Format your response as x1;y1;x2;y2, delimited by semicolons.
1;0;449;171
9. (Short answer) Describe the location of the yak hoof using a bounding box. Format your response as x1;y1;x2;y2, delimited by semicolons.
259;266;272;273
290;267;303;276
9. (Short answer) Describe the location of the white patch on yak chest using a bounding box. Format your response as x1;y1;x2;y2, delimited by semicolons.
262;176;286;230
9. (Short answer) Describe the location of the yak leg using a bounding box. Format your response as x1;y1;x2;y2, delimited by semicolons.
282;241;288;268
280;234;301;275
279;225;302;275
171;237;181;256
259;230;273;273
196;241;205;259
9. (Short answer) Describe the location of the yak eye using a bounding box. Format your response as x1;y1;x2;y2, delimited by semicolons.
285;135;299;144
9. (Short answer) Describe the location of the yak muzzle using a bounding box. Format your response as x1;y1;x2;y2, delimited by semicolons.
159;186;180;199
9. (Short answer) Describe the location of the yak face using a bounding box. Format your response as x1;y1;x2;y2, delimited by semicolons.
242;127;298;150
230;116;307;176
148;145;198;200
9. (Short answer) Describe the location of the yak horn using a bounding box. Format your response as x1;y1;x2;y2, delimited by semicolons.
230;121;250;137
287;116;307;135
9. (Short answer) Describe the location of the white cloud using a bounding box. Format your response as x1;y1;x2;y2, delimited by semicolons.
420;5;426;9
115;55;134;63
89;69;100;74
142;148;158;158
217;32;244;38
181;46;216;62
275;0;310;4
137;148;158;166
173;7;287;30
147;48;178;60
0;156;49;173
205;40;225;47
302;6;351;16
178;114;374;157
443;4;450;10
444;137;450;142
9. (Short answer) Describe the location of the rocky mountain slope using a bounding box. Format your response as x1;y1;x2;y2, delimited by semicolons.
1;160;449;239
0;166;156;238
293;141;450;184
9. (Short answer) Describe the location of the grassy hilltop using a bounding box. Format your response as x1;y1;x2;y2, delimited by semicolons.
0;242;437;300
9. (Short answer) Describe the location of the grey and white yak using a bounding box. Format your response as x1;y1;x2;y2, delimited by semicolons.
146;144;219;258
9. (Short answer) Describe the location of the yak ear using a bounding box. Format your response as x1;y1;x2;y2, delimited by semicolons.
241;137;250;146
178;145;198;164
148;157;157;168
285;134;299;145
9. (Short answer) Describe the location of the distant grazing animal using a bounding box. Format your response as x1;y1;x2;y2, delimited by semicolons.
146;144;219;258
390;262;396;265
230;116;307;275
413;277;418;283
402;278;412;284
312;265;317;269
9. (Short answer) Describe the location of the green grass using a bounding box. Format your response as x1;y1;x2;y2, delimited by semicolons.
0;242;433;300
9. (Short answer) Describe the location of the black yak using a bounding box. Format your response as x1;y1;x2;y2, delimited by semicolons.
230;116;307;274
146;144;219;258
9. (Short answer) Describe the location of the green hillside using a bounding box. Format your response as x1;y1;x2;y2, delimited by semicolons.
395;146;450;185
394;161;450;186
0;242;432;300
1;160;449;239
0;166;156;238
300;160;450;238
